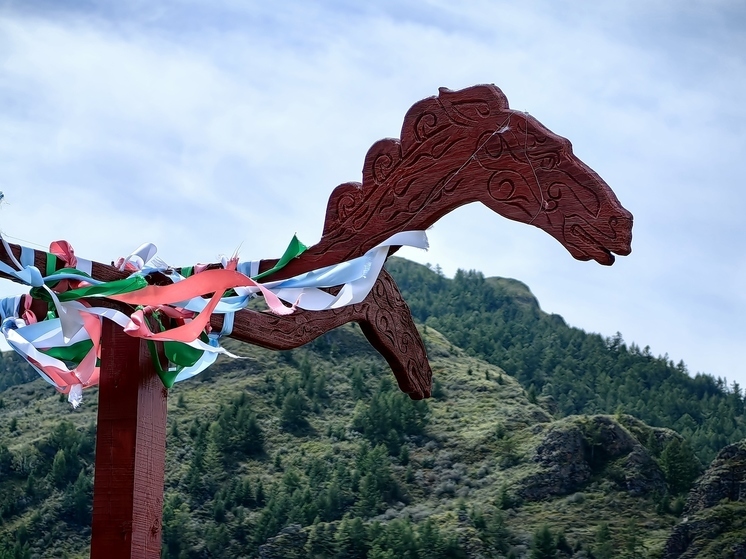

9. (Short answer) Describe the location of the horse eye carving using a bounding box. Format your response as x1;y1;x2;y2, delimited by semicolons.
534;152;559;170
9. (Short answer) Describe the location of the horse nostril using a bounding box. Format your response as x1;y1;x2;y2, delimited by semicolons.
614;216;634;255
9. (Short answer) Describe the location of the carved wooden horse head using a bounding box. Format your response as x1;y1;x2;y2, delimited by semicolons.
2;85;632;401
439;86;633;265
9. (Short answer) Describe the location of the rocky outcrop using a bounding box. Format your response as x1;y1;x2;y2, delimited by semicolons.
518;415;667;501
684;440;746;515
258;524;307;559
622;444;668;496
519;419;590;500
663;512;746;559
663;441;746;559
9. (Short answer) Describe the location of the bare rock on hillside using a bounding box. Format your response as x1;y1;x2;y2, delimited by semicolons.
663;441;746;559
258;524;307;559
518;415;667;501
684;440;746;515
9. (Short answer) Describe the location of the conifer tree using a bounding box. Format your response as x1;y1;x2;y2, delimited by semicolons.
660;438;701;494
335;514;368;559
529;524;556;559
68;469;92;524
306;520;335;559
593;523;614;559
50;450;68;488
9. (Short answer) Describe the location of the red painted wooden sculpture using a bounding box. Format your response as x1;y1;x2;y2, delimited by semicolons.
0;85;632;558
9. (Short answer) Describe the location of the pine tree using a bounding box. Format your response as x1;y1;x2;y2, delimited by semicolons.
306;521;336;559
593;523;614;559
335;514;368;559
68;469;92;524
50;449;68;488
355;474;380;517
660;438;701;494
0;444;13;476
202;422;223;492
530;524;556;559
281;389;310;432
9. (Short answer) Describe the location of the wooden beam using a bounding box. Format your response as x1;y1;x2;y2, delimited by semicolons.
90;316;168;559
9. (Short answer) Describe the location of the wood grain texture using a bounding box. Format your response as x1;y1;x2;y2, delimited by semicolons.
90;317;167;559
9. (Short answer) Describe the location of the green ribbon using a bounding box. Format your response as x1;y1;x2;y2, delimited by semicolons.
40;340;94;364
164;340;203;368
30;276;149;303
45;254;58;277
251;234;307;281
147;339;207;388
142;309;206;388
147;341;175;388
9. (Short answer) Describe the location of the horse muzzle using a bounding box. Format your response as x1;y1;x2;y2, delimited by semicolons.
562;212;633;265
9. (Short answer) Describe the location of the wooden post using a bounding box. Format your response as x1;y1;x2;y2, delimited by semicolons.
90;317;168;559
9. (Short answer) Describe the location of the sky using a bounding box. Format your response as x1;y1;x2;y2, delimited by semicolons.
0;0;744;388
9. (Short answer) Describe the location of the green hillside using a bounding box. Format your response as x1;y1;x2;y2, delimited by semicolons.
386;257;746;463
0;258;743;558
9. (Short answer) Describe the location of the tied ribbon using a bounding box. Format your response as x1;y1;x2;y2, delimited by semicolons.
0;231;428;404
265;230;428;310
49;240;77;269
30;276;149;303
111;269;296;339
2;303;103;407
115;243;158;272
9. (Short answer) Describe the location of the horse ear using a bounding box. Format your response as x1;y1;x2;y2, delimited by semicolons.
399;96;445;155
398;85;510;155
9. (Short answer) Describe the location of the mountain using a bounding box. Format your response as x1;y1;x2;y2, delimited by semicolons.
0;257;743;558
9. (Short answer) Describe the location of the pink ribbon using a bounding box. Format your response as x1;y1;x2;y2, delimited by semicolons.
20;295;37;325
50;240;77;268
27;309;102;392
108;268;295;343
